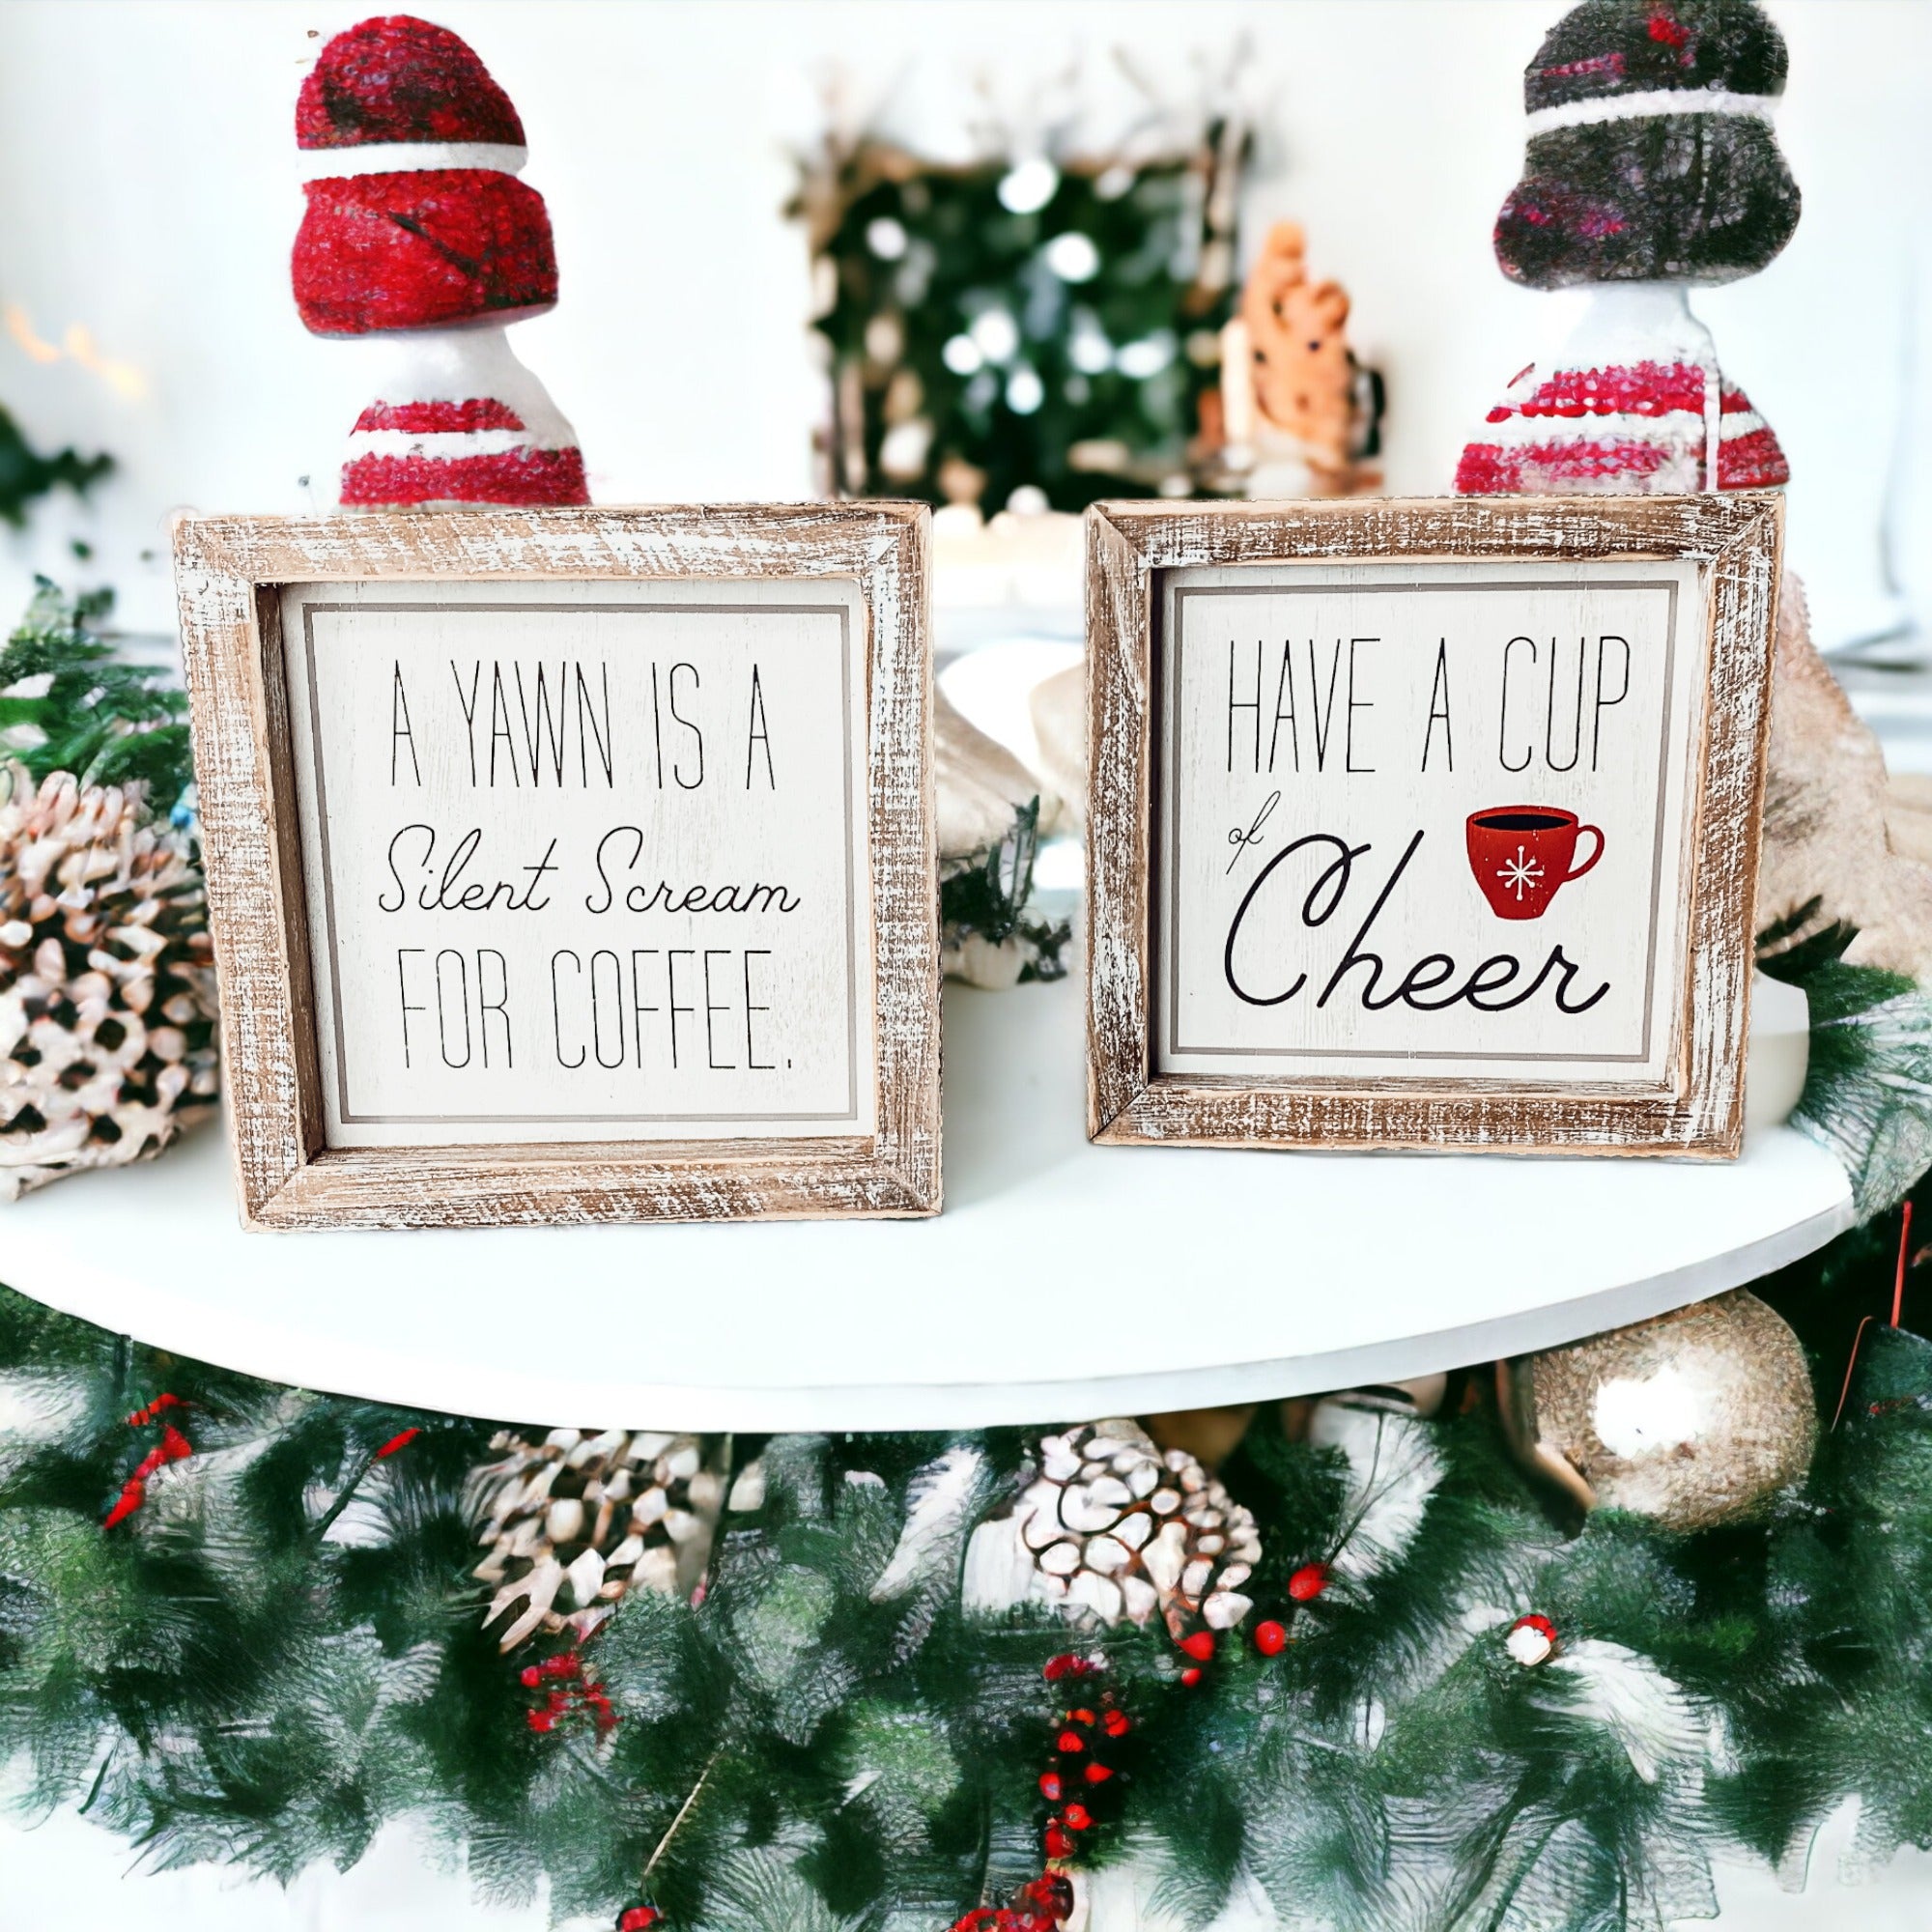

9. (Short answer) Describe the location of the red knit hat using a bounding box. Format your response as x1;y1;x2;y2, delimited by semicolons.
291;14;556;334
297;15;525;152
294;170;557;334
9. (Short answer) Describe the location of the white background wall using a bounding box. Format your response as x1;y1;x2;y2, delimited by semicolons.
0;0;1927;648
1;4;1931;1921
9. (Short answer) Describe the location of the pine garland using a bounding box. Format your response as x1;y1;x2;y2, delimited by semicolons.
1761;900;1932;1216
0;579;194;807
6;1177;1932;1930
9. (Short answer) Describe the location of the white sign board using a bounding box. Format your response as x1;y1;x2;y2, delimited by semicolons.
279;577;874;1147
1154;558;1704;1090
1084;493;1784;1158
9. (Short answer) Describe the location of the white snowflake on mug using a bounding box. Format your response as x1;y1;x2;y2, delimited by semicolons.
1496;845;1544;902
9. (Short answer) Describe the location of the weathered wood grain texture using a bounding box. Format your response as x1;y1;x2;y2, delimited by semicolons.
1083;493;1784;1156
1084;509;1151;1140
172;504;941;1228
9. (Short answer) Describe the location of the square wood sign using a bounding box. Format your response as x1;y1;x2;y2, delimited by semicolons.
1085;494;1784;1156
172;504;940;1228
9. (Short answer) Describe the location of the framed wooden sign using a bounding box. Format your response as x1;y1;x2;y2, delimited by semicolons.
172;504;939;1228
1085;493;1784;1157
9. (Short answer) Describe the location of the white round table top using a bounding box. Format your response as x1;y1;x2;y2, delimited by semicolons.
0;976;1853;1431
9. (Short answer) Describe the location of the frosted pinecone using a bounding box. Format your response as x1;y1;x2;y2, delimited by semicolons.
0;767;218;1199
1000;1420;1260;1638
470;1428;724;1651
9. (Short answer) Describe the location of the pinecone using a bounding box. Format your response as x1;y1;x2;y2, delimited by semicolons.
0;766;217;1199
1006;1420;1260;1638
470;1428;724;1651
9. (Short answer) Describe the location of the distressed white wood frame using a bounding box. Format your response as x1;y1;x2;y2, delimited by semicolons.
172;505;940;1228
1085;494;1785;1157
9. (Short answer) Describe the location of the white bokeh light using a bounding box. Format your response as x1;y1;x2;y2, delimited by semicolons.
996;156;1060;215
1069;326;1113;376
864;216;907;261
1116;332;1177;380
969;309;1020;364
1043;232;1100;283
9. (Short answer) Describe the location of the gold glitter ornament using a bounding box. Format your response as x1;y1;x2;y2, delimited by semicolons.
1497;1292;1816;1531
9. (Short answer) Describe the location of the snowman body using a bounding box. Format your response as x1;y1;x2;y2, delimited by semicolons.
1458;282;1786;497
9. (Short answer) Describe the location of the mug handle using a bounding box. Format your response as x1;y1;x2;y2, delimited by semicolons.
1566;823;1605;881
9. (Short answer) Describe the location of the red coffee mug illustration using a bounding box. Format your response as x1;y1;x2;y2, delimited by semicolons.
1465;806;1604;920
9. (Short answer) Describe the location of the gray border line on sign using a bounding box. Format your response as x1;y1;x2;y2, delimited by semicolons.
297;596;864;1127
1158;574;1683;1068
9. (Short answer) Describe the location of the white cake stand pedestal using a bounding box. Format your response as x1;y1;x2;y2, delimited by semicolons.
0;976;1852;1431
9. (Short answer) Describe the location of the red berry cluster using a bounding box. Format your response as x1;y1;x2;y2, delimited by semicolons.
949;1872;1074;1932
1038;1653;1129;1862
1256;1561;1332;1660
616;1908;662;1931
521;1649;616;1736
1174;1563;1331;1680
103;1394;193;1530
1176;1627;1215;1687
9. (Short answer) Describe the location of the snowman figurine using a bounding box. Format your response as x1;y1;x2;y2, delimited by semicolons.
293;14;588;509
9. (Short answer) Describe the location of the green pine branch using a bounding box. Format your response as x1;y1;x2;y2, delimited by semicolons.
0;406;111;532
0;577;193;805
941;798;1072;982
